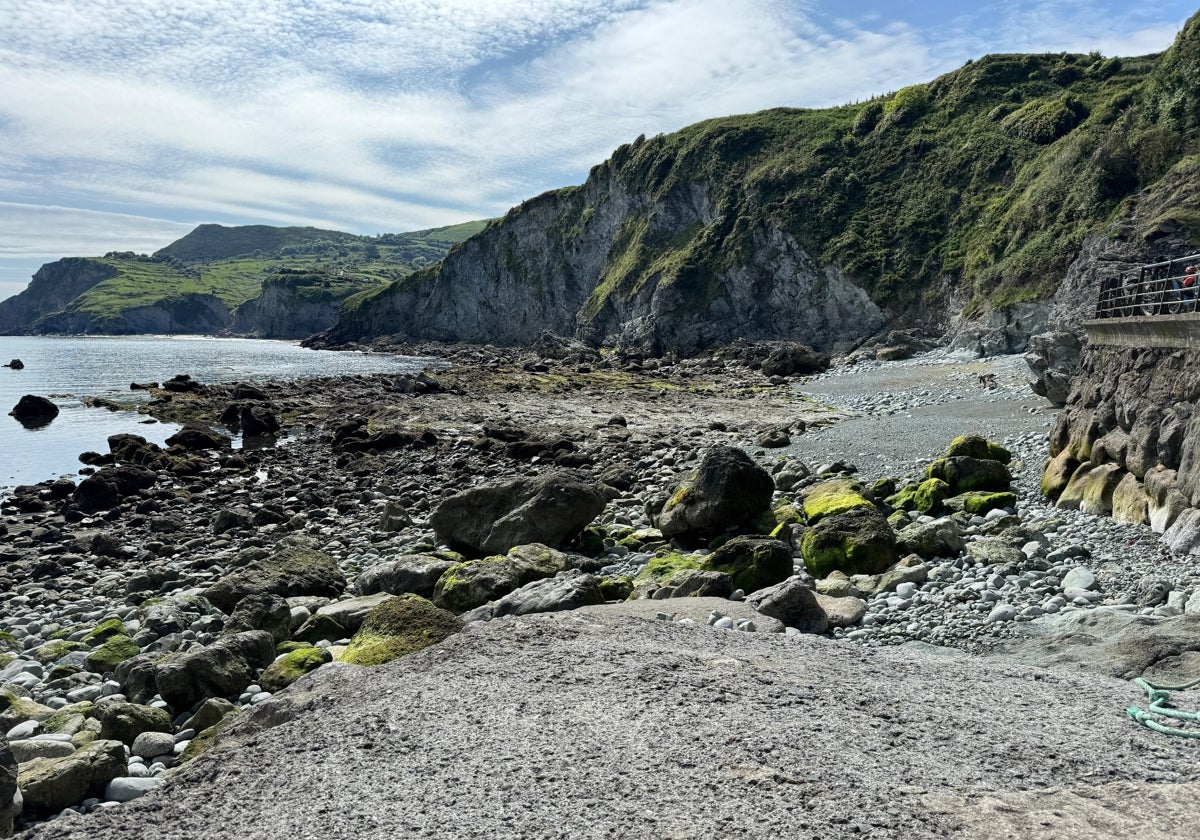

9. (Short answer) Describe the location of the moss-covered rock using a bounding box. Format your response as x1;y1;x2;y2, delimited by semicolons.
925;456;1012;494
801;479;875;525
292;612;348;645
0;690;54;730
340;594;464;667
276;640;315;654
259;646;332;692
86;635;141;673
40;703;94;735
97;701;172;746
31;639;87;664
800;508;899;579
1041;449;1081;500
870;477;897;499
177;712;239;764
702;536;793;593
633;553;702;585
953;491;1018;515
432;544;572;614
86;618;127;644
598;575;634;601
0;630;19;653
887;477;951;514
574;524;608;555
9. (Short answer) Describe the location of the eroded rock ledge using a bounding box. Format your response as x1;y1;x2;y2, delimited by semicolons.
1044;345;1200;552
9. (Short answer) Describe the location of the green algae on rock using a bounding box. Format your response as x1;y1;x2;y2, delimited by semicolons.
340;595;464;667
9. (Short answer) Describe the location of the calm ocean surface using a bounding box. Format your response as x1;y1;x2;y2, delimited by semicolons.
0;335;428;492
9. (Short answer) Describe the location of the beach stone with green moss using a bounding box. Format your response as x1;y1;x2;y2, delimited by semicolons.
656;445;774;543
800;508;898;579
32;639;87;665
433;544;572;614
801;479;875;525
925;456;1011;494
954;490;1018;515
703;536;793;593
98;701;172;746
17;739;126;818
260;646;332;692
86;635;140;673
598;575;634;601
202;544;347;614
340;595;463;667
86;618;127;644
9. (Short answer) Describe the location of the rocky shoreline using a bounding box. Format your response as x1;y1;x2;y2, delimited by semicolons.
3;343;1200;836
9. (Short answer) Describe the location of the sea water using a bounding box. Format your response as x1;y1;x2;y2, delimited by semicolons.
0;335;428;491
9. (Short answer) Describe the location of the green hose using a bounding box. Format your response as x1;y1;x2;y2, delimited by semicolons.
1127;676;1200;738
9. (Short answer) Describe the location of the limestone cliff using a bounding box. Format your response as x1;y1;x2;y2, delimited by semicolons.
0;258;117;334
319;171;887;355
233;271;378;339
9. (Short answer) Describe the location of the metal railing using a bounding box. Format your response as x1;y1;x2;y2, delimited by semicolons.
1095;253;1200;319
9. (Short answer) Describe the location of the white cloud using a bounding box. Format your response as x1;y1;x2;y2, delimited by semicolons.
0;0;1191;270
0;203;195;260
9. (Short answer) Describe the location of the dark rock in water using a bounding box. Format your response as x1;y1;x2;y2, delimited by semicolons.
231;382;269;401
203;544;347;614
240;406;280;437
165;425;230;451
162;374;204;393
431;471;607;556
655;445;774;543
129;381;158;390
4;358;23;369
9;394;59;428
107;434;166;467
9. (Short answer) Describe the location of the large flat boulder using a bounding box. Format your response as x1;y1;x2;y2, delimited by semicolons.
431;471;606;556
203;545;346;614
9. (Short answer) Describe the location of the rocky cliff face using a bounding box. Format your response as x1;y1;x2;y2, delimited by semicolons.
320;169;886;355
31;293;233;335
1045;344;1200;554
232;280;347;339
0;258;117;334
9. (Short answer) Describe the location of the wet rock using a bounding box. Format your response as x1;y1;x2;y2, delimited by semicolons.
72;465;157;514
4;358;23;369
165;424;229;451
9;395;58;428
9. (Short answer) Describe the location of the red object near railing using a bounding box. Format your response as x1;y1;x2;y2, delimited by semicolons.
1095;253;1200;318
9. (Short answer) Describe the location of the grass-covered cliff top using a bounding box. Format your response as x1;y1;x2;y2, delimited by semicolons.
21;219;490;327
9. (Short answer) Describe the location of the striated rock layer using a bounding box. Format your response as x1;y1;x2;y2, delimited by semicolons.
1045;344;1200;551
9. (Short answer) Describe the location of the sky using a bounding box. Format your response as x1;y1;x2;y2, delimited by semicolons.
0;0;1195;302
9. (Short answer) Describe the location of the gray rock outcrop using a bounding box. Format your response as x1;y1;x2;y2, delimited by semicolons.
8;395;58;428
202;545;347;614
153;630;276;712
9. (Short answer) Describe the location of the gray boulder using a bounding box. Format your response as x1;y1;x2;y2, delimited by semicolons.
1025;331;1082;407
203;545;346;614
463;571;606;622
154;631;276;712
312;593;395;635
746;576;828;634
0;734;17;838
16;739;125;818
96;701;171;747
223;593;292;643
73;465;157;514
433;544;573;614
353;554;458;599
656;445;774;542
653;570;734;600
896;517;964;559
431;471;607;556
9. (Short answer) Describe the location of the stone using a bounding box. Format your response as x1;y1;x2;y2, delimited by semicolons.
259;647;332;693
1062;568;1097;592
104;776;165;803
9;739;76;762
154;631;276;712
1040;450;1081;501
1111;473;1149;526
0;735;17;838
656;445;774;543
97;702;171;747
1145;467;1189;534
801;479;875;525
180;699;238;736
800;507;898;579
72;466;157;514
312;594;395;636
223;593;293;643
85;636;140;674
433;544;572;614
466;571;607;621
164;425;229;451
203;545;347;614
1024;330;1081;406
378;502;413;533
987;604;1017;623
948;491;1017;515
9;394;58;428
431;471;607;555
745;577;827;634
353;554;459;599
895;517;964;559
130;731;175;760
1163;509;1200;556
656;570;733;599
756;429;790;448
702;536;793;593
339;595;464;667
925;456;1011;494
964;539;1024;567
814;593;868;628
17;739;126;818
